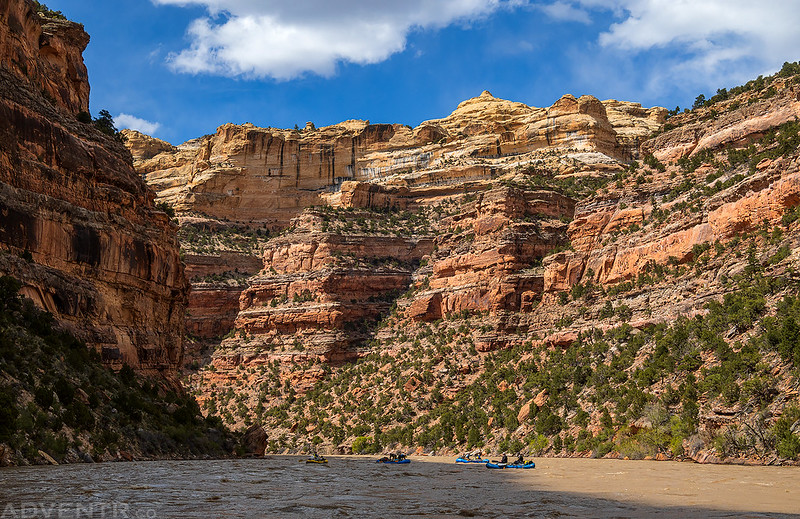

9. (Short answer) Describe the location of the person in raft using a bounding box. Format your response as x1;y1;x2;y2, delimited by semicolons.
500;453;508;464
514;453;525;465
463;449;481;460
311;451;326;462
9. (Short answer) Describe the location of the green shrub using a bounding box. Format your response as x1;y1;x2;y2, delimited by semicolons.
773;408;800;459
352;435;376;454
0;387;18;442
32;1;66;19
64;400;95;430
34;385;55;410
53;377;75;406
528;433;549;454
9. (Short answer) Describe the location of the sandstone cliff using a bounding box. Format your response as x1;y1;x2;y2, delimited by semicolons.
131;56;800;464
126;87;663;355
127;91;663;230
0;0;187;376
0;0;88;114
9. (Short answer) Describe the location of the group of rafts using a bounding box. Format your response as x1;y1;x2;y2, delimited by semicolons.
456;452;536;469
302;452;535;469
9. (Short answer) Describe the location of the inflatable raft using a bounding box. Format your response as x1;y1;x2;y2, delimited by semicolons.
486;461;535;469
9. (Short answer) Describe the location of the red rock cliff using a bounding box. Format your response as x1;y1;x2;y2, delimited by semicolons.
0;0;187;376
0;0;89;114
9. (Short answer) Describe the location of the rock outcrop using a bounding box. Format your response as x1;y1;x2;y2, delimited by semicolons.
543;81;800;303
0;0;186;375
0;0;89;114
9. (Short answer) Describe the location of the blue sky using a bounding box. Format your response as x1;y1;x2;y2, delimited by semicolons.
45;1;800;145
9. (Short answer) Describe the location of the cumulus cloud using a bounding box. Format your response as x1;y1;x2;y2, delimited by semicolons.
153;0;523;79
575;1;799;85
155;0;800;95
115;113;162;135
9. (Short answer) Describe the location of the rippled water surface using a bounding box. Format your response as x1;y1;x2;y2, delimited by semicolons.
2;456;799;518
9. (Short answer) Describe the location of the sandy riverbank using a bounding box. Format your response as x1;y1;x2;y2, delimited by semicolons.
406;455;800;515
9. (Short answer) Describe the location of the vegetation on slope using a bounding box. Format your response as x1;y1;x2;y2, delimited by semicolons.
0;276;234;465
203;251;800;461
31;1;66;20
186;64;800;464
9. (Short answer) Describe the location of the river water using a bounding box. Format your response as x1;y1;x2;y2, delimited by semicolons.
1;456;799;518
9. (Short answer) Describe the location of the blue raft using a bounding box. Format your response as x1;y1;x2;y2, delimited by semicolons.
376;458;410;464
486;461;535;469
507;462;536;469
456;458;489;463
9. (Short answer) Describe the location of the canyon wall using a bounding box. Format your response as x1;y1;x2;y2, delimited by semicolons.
129;43;800;462
127;88;664;359
128;92;665;230
0;0;187;375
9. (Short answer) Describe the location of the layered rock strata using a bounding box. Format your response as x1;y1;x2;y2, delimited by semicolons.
220;210;435;365
127;92;664;230
0;0;186;374
126;89;664;362
544;82;800;306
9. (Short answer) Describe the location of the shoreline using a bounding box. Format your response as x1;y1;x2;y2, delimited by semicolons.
5;448;800;467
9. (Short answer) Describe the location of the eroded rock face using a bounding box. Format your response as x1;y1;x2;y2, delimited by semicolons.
0;0;186;375
643;82;800;163
126;90;662;365
527;102;800;457
203;182;573;385
126;87;665;395
0;0;89;114
419;187;573;324
541;77;800;321
219;212;434;365
127;91;663;230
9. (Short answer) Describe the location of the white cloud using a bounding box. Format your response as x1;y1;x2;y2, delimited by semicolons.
153;0;523;79
595;1;797;79
536;0;800;97
535;2;591;24
115;113;162;135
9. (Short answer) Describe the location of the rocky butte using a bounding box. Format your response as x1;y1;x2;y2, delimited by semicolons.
0;0;186;378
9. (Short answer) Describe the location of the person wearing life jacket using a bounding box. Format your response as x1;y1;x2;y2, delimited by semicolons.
500;453;508;464
514;453;525;465
311;452;326;462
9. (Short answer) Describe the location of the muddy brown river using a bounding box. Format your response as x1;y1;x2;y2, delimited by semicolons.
1;456;798;518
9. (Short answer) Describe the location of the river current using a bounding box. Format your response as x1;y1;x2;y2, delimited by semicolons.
1;456;798;518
